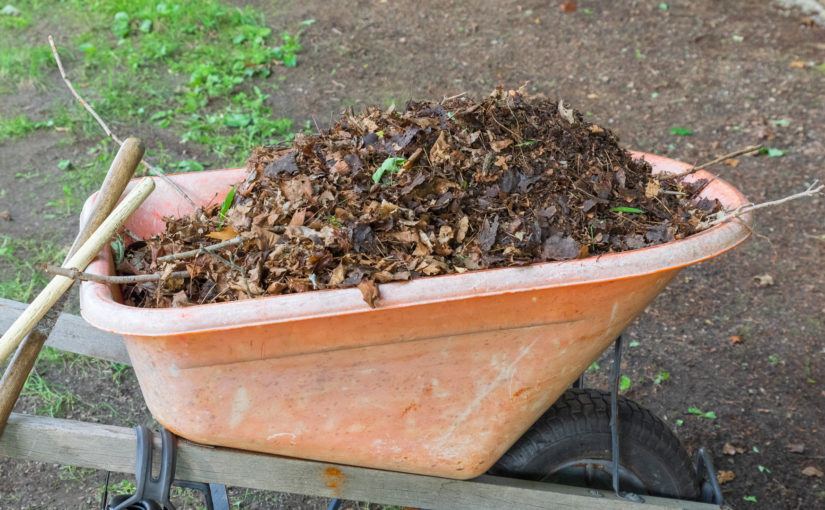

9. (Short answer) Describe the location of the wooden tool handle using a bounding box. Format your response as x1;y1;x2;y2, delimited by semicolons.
67;137;145;258
0;178;155;363
0;139;145;433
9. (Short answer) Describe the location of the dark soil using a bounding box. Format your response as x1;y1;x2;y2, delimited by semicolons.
122;90;719;308
2;1;825;509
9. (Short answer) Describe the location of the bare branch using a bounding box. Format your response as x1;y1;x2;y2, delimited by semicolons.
157;236;244;262
44;265;189;284
660;145;763;181
701;180;823;228
48;35;196;207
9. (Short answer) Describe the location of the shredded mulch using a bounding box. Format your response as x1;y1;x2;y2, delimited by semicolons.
119;87;721;308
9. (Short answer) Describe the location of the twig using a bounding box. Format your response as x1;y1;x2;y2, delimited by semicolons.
442;91;467;102
203;249;254;296
156;236;244;262
661;145;763;180
48;35;196;207
701;180;823;228
44;265;189;284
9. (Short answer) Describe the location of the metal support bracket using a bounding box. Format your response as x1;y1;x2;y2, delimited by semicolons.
695;447;724;505
106;426;229;510
609;334;644;504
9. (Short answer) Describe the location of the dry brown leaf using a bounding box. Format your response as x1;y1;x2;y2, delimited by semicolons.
206;225;239;241
787;443;805;454
429;130;451;164
328;263;346;287
490;139;513;152
723;158;740;167
0;210;10;221
789;60;807;68
645;180;661;199
560;0;576;13
588;124;604;133
357;278;380;308
729;335;744;344
802;466;824;478
722;443;745;455
172;291;191;308
717;470;735;484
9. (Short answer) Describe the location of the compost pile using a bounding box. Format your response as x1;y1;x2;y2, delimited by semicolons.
120;87;721;308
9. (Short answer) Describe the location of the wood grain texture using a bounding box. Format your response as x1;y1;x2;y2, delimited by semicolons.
0;413;720;510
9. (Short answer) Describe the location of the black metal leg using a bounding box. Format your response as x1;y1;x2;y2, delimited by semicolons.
609;335;644;503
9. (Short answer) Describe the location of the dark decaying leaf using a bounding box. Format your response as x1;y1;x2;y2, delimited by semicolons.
120;87;721;308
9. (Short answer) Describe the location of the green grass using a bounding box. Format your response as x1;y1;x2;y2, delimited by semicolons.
1;0;310;171
0;235;66;302
21;369;80;417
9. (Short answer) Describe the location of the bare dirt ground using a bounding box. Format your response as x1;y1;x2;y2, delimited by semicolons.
1;1;824;509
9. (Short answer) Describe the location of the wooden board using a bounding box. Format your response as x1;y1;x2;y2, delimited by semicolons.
0;297;130;365
0;413;720;510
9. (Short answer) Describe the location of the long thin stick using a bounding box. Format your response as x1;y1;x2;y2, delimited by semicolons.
157;236;244;262
702;180;823;228
43;265;189;284
48;35;195;207
0;178;155;363
661;145;763;180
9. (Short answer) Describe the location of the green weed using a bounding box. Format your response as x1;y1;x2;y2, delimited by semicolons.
0;235;66;302
653;369;671;385
0;114;51;142
687;407;717;420
21;370;79;417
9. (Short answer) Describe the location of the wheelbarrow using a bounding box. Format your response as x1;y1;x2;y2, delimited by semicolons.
3;151;751;508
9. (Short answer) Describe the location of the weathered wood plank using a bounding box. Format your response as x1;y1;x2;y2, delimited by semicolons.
0;297;130;365
1;413;720;510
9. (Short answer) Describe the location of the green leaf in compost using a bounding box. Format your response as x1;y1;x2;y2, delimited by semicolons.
611;206;645;214
372;157;406;184
670;127;693;136
217;185;236;230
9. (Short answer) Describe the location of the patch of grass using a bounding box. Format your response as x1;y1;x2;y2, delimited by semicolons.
0;235;66;302
21;370;79;417
0;114;51;142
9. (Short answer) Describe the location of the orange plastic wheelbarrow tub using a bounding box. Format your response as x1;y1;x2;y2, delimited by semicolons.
79;152;751;480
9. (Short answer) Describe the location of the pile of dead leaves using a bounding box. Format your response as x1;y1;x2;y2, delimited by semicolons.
120;86;720;308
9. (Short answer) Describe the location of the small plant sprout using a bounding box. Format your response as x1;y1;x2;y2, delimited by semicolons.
743;496;757;503
653;369;671;385
670;127;693;136
217;185;236;230
687;407;717;419
372;157;406;184
619;375;631;391
110;235;126;265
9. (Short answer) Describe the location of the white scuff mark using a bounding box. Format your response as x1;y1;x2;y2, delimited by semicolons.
229;387;250;428
434;339;538;451
168;364;180;377
267;432;296;441
607;300;620;332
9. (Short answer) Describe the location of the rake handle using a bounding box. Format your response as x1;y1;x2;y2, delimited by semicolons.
0;139;146;432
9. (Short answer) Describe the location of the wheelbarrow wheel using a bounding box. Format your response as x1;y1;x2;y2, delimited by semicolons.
490;388;701;500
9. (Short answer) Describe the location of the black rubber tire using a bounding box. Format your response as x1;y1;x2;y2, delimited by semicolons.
489;388;701;500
